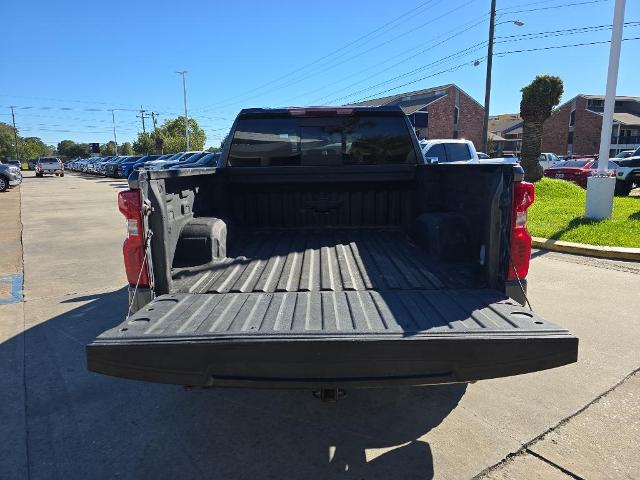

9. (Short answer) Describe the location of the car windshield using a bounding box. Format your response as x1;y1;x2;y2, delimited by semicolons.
558;161;589;168
228;114;416;167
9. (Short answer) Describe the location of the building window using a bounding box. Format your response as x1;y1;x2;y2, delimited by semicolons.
587;99;604;110
453;106;459;125
567;131;574;145
569;109;575;127
413;111;428;128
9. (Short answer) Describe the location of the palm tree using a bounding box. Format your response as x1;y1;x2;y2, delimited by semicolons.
520;75;564;181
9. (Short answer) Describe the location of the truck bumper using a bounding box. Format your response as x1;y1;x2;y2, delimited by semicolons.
505;278;528;306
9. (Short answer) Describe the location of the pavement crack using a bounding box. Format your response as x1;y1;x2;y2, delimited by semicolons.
524;448;585;479
475;366;640;479
19;186;31;480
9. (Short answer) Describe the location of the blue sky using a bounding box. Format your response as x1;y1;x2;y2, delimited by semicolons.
1;0;639;147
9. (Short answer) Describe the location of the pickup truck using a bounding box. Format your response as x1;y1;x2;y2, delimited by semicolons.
419;139;517;165
87;106;578;392
614;145;640;196
35;157;64;177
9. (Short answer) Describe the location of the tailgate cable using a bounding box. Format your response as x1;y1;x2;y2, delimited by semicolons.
511;261;534;311
125;230;153;320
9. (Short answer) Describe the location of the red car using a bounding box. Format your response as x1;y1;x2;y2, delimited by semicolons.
543;159;617;188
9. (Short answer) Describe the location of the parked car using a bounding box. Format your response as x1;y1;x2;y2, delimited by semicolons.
544;159;617;188
87;105;578;393
537;152;562;170
420;140;517;164
614;150;636;160
0;162;23;192
170;152;220;169
160;152;209;169
35;157;64;177
143;151;206;170
614;145;640;196
27;159;38;170
477;152;490;159
118;155;160;178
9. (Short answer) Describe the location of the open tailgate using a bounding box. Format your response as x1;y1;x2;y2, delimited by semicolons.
86;289;577;388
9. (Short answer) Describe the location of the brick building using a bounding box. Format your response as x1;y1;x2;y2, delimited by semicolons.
488;114;523;156
541;94;640;157
350;84;484;149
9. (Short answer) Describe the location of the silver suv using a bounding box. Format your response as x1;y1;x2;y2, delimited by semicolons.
0;162;23;192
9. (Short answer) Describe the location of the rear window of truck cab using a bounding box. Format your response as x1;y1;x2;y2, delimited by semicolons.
227;114;417;167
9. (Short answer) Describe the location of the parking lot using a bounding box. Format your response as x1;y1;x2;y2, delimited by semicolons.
1;171;639;479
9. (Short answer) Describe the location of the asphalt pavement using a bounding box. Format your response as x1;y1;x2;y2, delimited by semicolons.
1;171;638;479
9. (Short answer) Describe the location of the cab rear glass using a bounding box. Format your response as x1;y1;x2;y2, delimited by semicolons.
227;114;417;167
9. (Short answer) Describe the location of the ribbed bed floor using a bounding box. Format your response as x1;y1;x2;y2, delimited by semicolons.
171;230;481;294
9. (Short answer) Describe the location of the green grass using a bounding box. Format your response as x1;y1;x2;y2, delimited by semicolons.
528;178;640;248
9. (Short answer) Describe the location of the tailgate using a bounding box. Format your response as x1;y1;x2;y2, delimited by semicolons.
86;289;578;388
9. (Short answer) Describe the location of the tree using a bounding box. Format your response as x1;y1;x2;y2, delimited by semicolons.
56;140;76;157
101;141;118;156
158;116;206;153
21;137;52;160
206;146;220;153
133;132;154;155
519;75;564;181
120;142;133;155
0;123;18;161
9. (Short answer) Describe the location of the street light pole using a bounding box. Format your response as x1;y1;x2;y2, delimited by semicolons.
110;109;118;156
481;0;497;154
585;0;626;219
176;70;190;150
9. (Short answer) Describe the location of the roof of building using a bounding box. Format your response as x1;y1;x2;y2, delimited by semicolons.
488;114;522;134
583;94;640;102
589;111;640;125
349;83;484;111
350;84;452;107
488;132;507;142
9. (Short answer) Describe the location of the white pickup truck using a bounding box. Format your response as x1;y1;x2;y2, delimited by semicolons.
35;157;64;177
419;139;517;165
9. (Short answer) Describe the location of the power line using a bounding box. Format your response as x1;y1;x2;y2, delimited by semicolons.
494;35;640;56
197;0;478;111
194;0;444;112
312;16;490;104
344;36;640;106
326;41;487;104
499;0;609;15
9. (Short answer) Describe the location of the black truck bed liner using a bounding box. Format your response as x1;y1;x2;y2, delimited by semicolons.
87;287;578;388
171;230;479;294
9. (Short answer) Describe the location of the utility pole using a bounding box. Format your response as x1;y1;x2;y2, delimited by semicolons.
109;109;118;156
586;0;626;219
481;0;497;154
176;71;190;150
151;112;159;131
137;106;150;134
10;106;20;162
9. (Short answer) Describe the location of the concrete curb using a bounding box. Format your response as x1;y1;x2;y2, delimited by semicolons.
532;236;640;262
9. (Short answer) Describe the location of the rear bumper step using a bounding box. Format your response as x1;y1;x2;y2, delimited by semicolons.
87;334;577;388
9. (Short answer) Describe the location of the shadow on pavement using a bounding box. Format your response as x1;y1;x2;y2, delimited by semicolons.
3;287;466;479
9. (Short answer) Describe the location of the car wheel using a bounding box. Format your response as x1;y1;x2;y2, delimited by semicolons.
0;176;8;192
60;172;64;177
614;180;632;196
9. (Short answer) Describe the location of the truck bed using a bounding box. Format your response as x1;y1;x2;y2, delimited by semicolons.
87;231;577;388
171;230;479;294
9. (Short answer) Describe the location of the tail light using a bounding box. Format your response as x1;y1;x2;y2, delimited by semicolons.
118;189;150;287
508;181;535;281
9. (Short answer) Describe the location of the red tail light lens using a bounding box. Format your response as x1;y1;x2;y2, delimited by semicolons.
118;189;149;287
508;182;535;281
